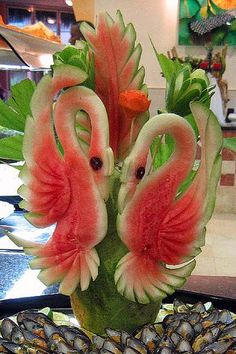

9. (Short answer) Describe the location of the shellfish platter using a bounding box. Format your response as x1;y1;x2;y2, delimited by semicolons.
0;292;236;353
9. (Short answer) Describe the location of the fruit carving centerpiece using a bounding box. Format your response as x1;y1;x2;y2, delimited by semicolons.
6;11;223;334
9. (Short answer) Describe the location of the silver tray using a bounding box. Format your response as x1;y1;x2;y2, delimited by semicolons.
0;25;65;70
1;290;236;319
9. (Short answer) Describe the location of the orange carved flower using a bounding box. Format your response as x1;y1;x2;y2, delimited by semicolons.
119;90;151;119
118;90;151;157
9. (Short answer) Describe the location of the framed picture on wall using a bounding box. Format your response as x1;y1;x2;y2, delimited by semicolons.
178;0;236;46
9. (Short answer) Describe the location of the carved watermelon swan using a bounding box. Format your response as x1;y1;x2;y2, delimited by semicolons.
7;10;223;334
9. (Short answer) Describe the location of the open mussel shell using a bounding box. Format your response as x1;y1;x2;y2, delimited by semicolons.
154;348;174;354
123;347;142;354
73;334;91;353
105;329;122;345
176;338;192;353
102;339;123;354
125;338;147;354
48;338;78;353
93;334;106;350
140;324;161;351
21;319;45;338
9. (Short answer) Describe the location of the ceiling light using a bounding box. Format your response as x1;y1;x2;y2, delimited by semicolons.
65;0;73;6
47;17;56;24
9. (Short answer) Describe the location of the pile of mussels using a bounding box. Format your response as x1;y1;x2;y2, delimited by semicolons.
0;300;236;354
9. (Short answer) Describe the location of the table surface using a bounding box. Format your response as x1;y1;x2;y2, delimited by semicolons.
0;197;235;303
1;250;235;301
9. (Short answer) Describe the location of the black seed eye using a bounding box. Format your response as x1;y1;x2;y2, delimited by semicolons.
136;166;145;179
90;157;103;171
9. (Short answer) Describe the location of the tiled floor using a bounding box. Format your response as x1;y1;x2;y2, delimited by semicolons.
193;212;236;277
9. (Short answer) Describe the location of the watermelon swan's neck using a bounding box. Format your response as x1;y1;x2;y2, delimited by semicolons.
119;114;196;212
54;86;114;200
115;114;199;304
30;64;88;120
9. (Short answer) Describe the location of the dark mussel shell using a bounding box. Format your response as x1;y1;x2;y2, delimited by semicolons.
20;328;48;350
191;302;207;314
154;347;174;354
123;347;142;354
0;337;10;353
1;319;18;341
0;341;24;354
21;319;45;338
140;324;161;351
93;335;106;350
59;325;91;347
102;339;123;354
126;338;148;354
105;328;122;345
73;334;92;353
10;326;25;345
17;311;53;328
175;338;192;353
47;331;77;353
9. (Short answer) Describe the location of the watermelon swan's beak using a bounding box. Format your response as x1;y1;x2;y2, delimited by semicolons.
118;158;139;213
96;146;114;200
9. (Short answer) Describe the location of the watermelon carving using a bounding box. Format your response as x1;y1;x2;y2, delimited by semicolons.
6;11;223;333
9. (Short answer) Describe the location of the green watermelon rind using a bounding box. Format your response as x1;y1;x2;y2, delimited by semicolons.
115;258;196;304
191;103;223;223
30;65;87;119
5;231;41;249
180;102;223;262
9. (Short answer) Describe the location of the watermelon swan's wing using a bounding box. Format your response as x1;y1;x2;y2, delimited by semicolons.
115;107;222;304
19;64;88;226
81;10;149;159
8;66;114;295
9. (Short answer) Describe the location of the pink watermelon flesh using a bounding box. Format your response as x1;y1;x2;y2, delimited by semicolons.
115;108;222;304
16;67;113;295
81;10;148;160
115;252;196;304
